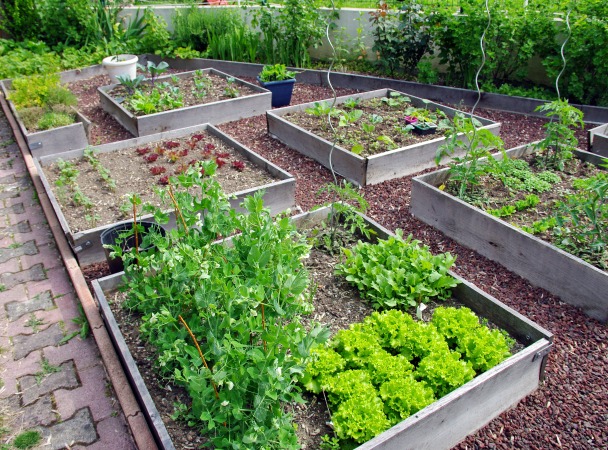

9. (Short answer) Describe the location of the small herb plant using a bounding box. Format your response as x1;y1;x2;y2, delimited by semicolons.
54;158;93;213
302;307;513;445
258;63;298;82
116;74;144;95
312;180;374;253
436;113;505;199
137;60;169;87
223;77;240;98
111;63;248;116
533;99;584;171
83;147;116;191
336;230;459;310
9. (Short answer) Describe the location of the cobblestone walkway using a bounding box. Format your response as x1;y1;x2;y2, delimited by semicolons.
0;113;136;449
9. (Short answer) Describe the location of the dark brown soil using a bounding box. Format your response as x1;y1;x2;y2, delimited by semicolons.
284;94;447;157
77;70;607;450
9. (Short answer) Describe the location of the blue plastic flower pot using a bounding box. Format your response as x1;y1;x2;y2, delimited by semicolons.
257;77;296;108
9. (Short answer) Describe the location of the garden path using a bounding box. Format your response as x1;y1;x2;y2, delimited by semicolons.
0;112;136;449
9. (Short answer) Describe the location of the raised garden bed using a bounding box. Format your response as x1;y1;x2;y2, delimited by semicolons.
411;144;608;323
92;206;552;450
266;89;500;186
0;79;91;157
98;68;271;137
34;123;295;266
589;123;608;157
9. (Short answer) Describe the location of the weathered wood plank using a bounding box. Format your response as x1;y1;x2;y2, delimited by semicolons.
411;145;608;322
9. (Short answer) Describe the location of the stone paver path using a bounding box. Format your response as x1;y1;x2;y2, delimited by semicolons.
0;113;136;449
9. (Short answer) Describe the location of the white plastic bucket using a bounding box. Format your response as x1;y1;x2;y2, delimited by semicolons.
102;54;138;84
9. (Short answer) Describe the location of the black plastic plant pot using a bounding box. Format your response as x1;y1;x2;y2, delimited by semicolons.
413;123;438;136
257;77;296;107
100;221;166;274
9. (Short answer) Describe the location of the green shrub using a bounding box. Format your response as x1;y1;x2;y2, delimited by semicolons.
37;110;75;131
0;0;42;41
9;74;77;131
17;107;45;131
9;74;61;109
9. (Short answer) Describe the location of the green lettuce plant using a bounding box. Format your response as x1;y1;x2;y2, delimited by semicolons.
336;230;459;310
303;307;513;445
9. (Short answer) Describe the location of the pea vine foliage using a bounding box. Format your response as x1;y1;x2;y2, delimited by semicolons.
109;161;329;449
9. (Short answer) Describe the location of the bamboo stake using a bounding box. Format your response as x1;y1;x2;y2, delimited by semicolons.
178;315;219;400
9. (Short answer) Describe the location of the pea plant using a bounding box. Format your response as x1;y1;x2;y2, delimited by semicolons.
553;168;608;269
113;162;329;449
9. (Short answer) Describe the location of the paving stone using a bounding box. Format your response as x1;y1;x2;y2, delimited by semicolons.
0;396;49;431
5;290;54;321
0;283;26;306
0;240;37;264
0;158;24;171
0;258;20;276
41;408;98;449
0;263;46;291
19;360;79;406
20;243;63;271
26;266;73;299
12;322;63;360
0;189;19;200
44;335;102;372
55;364;115;421
0;220;31;238
0;174;15;184
0;350;42;398
20;394;57;427
0;202;24;216
84;415;136;450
